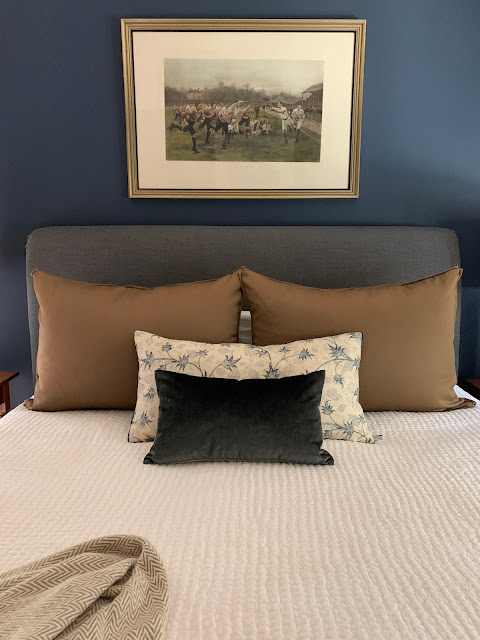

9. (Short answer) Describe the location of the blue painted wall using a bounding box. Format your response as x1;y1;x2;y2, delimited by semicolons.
2;1;480;407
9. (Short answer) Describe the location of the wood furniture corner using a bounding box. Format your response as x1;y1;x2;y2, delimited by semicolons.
0;371;19;417
459;378;480;401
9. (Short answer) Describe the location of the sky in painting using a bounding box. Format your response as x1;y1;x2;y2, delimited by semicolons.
165;59;324;96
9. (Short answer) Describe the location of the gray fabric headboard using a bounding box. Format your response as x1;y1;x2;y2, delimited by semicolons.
26;225;461;377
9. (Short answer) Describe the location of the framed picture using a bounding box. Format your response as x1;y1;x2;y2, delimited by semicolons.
121;19;366;198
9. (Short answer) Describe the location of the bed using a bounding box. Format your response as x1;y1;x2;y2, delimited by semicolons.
1;225;479;639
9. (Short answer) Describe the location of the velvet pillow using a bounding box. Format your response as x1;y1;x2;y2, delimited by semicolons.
144;369;333;466
241;266;475;412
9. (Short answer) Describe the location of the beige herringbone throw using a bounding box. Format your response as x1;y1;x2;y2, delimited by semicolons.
0;534;169;639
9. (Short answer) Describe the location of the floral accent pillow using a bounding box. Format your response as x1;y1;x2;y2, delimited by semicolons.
130;330;374;444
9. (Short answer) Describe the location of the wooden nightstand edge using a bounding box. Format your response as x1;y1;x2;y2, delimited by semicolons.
458;378;480;401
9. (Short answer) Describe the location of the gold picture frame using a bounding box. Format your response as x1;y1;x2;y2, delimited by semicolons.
121;18;366;198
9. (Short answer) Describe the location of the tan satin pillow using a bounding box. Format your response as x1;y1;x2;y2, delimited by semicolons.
241;266;474;412
26;269;243;411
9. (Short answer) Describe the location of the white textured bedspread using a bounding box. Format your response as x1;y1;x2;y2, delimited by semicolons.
1;389;479;640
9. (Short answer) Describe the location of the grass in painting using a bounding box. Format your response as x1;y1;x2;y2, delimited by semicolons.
164;109;321;162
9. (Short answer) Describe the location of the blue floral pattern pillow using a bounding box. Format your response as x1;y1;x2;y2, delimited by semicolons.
130;330;374;444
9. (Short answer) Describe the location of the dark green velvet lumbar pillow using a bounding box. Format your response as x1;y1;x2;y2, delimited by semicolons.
144;369;333;466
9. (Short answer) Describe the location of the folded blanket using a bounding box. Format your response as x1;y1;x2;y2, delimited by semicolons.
0;534;169;639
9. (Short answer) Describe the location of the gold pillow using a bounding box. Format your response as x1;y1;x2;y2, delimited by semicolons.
241;267;474;412
26;269;243;411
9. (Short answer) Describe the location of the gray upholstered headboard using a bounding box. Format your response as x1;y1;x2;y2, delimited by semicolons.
26;225;461;376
